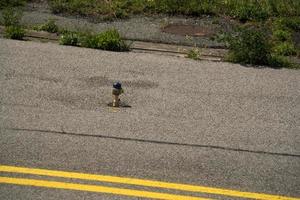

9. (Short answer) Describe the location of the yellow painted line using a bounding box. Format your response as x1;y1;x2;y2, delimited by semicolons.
0;165;299;200
0;177;210;200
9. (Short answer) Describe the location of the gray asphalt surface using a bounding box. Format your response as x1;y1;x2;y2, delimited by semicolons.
0;39;300;199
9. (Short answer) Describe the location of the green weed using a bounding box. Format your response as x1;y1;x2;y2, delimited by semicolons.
34;19;59;33
272;29;292;42
222;26;271;65
59;31;80;46
2;8;22;26
228;2;269;22
59;29;130;51
273;17;300;31
94;29;129;51
48;0;300;21
271;17;298;57
267;54;293;68
220;23;299;69
273;42;297;56
5;25;25;39
0;0;26;9
187;48;202;60
2;8;25;40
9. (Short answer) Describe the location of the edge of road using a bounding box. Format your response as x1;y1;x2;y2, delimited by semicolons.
1;26;299;64
0;25;226;61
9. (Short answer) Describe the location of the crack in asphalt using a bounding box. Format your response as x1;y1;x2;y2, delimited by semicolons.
5;127;300;158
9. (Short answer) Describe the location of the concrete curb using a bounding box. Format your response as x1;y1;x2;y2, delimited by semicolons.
0;25;227;61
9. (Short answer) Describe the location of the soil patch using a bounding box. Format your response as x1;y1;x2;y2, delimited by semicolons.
162;24;214;37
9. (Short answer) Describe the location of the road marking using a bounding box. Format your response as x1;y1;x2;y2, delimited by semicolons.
0;177;210;200
0;165;299;200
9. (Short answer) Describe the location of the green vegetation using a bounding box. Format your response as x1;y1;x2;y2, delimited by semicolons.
271;17;299;57
3;0;298;22
48;0;300;21
273;17;300;31
222;26;271;66
59;29;130;51
2;8;25;40
4;25;25;39
59;31;80;46
2;8;22;26
273;42;297;56
0;0;27;9
187;48;202;60
267;54;293;69
33;19;59;33
220;20;299;69
273;29;292;42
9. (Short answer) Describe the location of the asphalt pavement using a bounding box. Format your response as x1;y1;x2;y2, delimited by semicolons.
0;39;299;200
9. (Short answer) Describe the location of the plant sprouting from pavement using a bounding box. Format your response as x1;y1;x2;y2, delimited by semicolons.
59;29;130;52
34;19;59;33
187;48;202;60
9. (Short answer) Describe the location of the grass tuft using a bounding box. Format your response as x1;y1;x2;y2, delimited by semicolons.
48;0;300;21
59;29;130;52
222;26;271;65
2;8;25;40
273;42;297;56
2;8;22;26
5;25;25;39
220;24;298;69
187;48;202;60
0;0;26;9
34;19;59;33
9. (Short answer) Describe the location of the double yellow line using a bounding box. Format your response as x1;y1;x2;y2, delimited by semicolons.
0;165;298;200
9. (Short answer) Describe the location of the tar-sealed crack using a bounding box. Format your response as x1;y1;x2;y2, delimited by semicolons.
6;127;300;158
